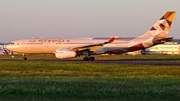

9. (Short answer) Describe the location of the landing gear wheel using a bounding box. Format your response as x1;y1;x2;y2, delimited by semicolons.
83;57;89;61
83;57;95;61
22;54;27;60
22;57;27;60
89;57;95;61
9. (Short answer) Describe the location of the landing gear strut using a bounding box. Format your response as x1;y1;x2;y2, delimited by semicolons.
82;51;95;61
22;54;27;60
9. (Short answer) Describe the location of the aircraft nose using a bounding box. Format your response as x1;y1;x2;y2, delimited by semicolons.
6;43;20;52
6;45;10;50
6;45;13;51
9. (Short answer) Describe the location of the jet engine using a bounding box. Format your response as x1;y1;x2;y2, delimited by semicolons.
55;49;76;59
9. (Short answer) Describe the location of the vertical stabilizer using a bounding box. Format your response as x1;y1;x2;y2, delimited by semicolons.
139;11;176;38
2;49;9;55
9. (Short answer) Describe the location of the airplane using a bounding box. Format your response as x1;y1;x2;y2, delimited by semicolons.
6;11;176;61
6;37;115;60
3;49;9;55
0;48;10;55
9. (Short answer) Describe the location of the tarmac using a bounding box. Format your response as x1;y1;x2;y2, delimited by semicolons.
0;58;180;66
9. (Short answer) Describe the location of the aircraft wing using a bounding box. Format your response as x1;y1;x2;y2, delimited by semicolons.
68;37;115;52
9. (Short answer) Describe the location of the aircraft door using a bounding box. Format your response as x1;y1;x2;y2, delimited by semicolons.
19;41;25;48
44;42;49;47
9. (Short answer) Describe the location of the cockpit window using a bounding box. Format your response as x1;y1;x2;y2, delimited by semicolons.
8;42;15;45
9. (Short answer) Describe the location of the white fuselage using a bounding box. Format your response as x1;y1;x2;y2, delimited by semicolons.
6;39;150;54
6;38;139;54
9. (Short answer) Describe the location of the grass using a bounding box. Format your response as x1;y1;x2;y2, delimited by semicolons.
0;60;180;78
0;59;180;101
0;78;180;101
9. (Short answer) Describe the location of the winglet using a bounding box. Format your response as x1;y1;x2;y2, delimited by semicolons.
107;37;115;43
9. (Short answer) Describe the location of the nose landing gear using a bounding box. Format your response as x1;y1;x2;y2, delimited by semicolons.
22;54;27;60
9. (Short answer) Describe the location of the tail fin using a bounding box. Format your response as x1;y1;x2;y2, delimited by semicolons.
139;11;176;38
2;49;9;55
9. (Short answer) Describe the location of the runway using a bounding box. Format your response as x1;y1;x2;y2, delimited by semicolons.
1;58;180;66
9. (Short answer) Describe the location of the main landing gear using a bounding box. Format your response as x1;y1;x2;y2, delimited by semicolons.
82;51;95;61
22;54;27;60
83;57;95;61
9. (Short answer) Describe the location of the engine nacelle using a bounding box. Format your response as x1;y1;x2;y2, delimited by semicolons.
55;49;76;59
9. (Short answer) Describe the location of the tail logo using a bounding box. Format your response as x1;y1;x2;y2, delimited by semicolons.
3;50;9;55
141;11;176;38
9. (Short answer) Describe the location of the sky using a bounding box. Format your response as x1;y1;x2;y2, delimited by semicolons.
0;0;180;42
